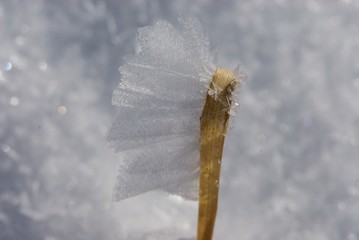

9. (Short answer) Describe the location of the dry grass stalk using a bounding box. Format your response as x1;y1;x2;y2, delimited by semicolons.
197;68;238;240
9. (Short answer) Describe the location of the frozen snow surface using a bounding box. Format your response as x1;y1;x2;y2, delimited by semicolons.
1;0;359;240
108;18;215;201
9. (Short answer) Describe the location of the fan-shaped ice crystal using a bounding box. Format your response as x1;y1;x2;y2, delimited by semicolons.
108;18;215;201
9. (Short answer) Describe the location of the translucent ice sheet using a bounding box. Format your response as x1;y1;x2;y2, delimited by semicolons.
108;18;215;200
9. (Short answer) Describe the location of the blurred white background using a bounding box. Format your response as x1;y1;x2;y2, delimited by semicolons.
1;0;359;239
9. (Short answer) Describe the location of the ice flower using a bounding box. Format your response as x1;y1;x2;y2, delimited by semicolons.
107;17;217;201
107;17;242;240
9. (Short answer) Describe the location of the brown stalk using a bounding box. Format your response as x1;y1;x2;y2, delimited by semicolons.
197;68;238;240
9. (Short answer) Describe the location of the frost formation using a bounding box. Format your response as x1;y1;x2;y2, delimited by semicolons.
107;18;215;201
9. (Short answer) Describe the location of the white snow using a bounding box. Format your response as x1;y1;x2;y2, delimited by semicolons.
1;1;359;240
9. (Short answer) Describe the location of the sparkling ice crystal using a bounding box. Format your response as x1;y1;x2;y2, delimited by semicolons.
108;18;216;201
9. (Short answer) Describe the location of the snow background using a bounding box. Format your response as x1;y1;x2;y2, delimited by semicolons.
1;0;359;239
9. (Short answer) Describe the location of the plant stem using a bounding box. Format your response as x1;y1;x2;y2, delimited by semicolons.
197;68;238;240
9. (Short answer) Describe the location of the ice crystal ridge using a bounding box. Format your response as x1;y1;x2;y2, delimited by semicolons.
108;18;215;200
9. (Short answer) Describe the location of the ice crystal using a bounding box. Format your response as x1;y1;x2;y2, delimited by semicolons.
108;18;215;200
